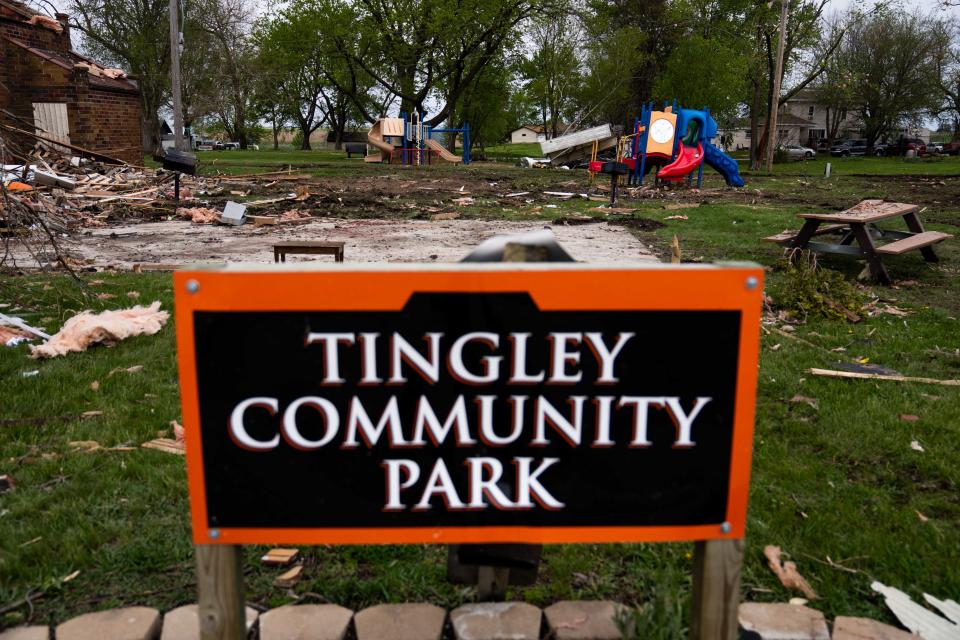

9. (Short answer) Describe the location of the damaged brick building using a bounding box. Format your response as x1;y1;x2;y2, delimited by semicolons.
0;0;143;165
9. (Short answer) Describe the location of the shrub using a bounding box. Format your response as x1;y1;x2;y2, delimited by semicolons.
775;249;865;322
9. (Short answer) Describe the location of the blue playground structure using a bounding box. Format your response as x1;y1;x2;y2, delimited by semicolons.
590;101;744;188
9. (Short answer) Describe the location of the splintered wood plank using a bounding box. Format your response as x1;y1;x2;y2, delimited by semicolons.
273;564;304;588
140;438;184;455
260;548;300;566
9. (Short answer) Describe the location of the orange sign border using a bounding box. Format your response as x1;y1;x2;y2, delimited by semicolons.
174;265;763;545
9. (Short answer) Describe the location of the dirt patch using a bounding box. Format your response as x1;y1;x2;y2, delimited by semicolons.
44;218;657;268
608;217;666;231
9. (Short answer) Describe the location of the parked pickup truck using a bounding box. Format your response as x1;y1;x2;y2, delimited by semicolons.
943;141;960;155
829;139;868;157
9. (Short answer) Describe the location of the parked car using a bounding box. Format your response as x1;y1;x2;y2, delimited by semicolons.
830;139;867;157
222;142;240;150
782;144;816;160
943;140;960;155
927;142;943;154
885;138;927;156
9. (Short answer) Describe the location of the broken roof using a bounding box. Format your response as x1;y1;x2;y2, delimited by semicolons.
2;35;138;93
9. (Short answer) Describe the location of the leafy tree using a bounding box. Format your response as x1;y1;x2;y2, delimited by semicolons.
576;25;646;127
519;12;582;138
452;55;519;153
810;16;855;147
933;18;960;138
837;9;943;149
325;0;546;126
654;35;747;124
190;0;257;147
254;3;328;150
69;0;169;153
747;0;845;168
583;0;675;124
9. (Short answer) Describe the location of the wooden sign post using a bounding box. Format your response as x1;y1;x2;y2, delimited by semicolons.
175;264;762;640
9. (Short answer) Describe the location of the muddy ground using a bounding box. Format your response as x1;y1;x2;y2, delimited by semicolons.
64;218;657;267
9;160;960;270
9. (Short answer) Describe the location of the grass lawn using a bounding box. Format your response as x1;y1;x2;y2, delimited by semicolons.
2;152;959;635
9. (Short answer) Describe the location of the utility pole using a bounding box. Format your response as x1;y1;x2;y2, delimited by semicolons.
764;0;790;172
169;0;185;151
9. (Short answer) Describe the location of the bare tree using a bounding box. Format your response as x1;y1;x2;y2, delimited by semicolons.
69;0;170;154
933;18;960;138
190;0;256;146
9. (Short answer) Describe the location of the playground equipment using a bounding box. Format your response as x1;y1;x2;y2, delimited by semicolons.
539;124;617;166
589;102;744;188
365;113;470;165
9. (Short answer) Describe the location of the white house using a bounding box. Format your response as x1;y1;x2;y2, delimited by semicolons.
511;125;546;144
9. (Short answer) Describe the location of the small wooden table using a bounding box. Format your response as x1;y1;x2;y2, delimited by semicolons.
273;241;345;263
763;200;951;284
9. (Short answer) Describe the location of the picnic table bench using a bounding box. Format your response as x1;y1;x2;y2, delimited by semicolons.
273;240;345;263
763;200;951;284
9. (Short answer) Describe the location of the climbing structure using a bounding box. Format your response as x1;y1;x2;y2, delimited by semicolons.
365;113;471;165
589;102;744;188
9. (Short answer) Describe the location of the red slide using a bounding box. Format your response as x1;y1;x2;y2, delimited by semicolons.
657;143;704;182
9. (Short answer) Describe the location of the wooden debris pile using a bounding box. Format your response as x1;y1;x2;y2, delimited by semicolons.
0;128;222;271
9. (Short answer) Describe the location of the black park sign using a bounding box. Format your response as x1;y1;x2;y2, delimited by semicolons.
174;264;762;545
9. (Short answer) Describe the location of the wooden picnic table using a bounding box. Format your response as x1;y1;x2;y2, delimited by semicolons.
763;200;951;284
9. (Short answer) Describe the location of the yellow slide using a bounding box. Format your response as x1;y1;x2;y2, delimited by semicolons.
364;118;405;163
424;138;463;164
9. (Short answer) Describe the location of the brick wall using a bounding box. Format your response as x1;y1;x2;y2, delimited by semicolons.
0;15;70;52
76;84;144;165
0;15;143;165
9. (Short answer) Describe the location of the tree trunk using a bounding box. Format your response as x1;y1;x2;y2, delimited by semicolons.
271;112;279;150
299;121;312;150
749;80;763;170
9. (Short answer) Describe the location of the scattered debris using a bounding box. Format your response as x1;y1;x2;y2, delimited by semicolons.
808;368;960;387
871;582;960;639
178;207;220;224
140;438;185;455
261;548;300;567
108;364;144;377
900;414;920;422
664;215;689;221
910;440;924;452
0;474;14;493
221;201;247;226
0;324;31;346
916;510;929;523
250;215;278;226
431;212;460;221
790;395;819;409
664;202;700;210
273;564;304;588
0;312;51;340
171;420;185;446
671;235;681;264
30;302;169;359
21;369;39;377
764;545;818;599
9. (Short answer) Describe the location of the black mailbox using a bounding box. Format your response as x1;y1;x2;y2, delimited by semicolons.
162;149;198;176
